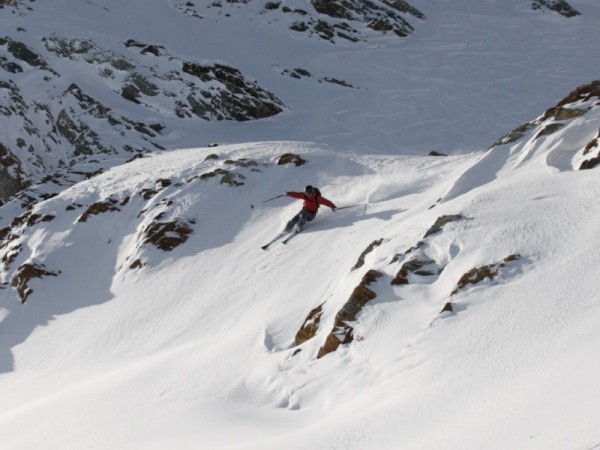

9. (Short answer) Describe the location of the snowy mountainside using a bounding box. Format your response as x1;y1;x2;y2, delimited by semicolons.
0;80;600;448
0;0;425;198
1;0;599;202
1;0;600;448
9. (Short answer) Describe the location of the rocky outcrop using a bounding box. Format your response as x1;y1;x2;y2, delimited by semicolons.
285;0;424;42
423;214;463;239
317;270;383;358
352;238;383;270
491;80;600;151
295;303;325;346
182;62;284;121
11;262;58;303
199;0;424;43
391;257;439;285
451;255;521;296
78;198;122;223
531;0;580;17
141;217;195;252
0;33;285;202
277;153;307;167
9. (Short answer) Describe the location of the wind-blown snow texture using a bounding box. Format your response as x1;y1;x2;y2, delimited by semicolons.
1;1;600;449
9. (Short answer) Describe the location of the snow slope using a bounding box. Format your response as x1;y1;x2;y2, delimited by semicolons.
1;0;600;449
1;119;600;449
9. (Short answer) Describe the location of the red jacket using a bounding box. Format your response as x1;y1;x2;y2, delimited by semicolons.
287;191;336;213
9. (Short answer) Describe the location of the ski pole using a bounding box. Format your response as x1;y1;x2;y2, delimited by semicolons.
262;194;285;203
251;194;286;209
336;203;367;210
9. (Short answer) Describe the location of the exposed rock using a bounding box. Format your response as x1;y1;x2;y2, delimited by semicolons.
224;158;259;169
310;0;424;40
282;67;312;79
142;217;195;251
535;123;564;139
0;143;25;200
317;270;383;358
423;214;462;239
490;123;535;147
277;153;307;166
531;0;580;17
490;81;599;150
0;34;285;203
26;213;55;226
352;238;383;270
182;62;284;121
440;302;453;314
582;130;599;156
556;80;600;107
391;257;438;285
579;156;600;170
139;178;172;199
451;254;521;296
294;303;324;345
124;39;165;57
56;109;113;156
542;106;586;121
1;37;48;69
2;242;21;270
11;262;59;303
129;258;145;269
199;168;246;186
121;84;141;103
78;198;120;222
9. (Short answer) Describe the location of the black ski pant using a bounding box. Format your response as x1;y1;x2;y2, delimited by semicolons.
285;209;316;232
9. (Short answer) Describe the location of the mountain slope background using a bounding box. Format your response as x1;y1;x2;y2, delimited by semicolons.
1;0;600;449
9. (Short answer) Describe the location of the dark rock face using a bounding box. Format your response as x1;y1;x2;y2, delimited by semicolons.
451;255;521;296
490;81;600;150
0;37;48;69
352;239;383;270
78;199;121;223
423;215;462;239
531;0;580;17
295;303;325;345
142;218;195;251
317;270;383;358
285;0;425;42
11;262;58;303
0;33;286;202
277;153;307;167
556;80;600;106
312;0;424;38
579;155;600;170
391;257;437;285
182;62;284;121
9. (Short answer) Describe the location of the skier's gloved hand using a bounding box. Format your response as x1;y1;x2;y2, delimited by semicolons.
331;206;337;211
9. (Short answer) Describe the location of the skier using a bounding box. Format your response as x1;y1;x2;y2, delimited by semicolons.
261;185;336;249
284;185;337;234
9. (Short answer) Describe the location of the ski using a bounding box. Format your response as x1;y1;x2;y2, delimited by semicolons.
261;228;303;249
261;230;288;250
282;230;300;244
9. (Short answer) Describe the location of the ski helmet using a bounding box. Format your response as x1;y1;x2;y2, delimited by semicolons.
304;185;314;195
